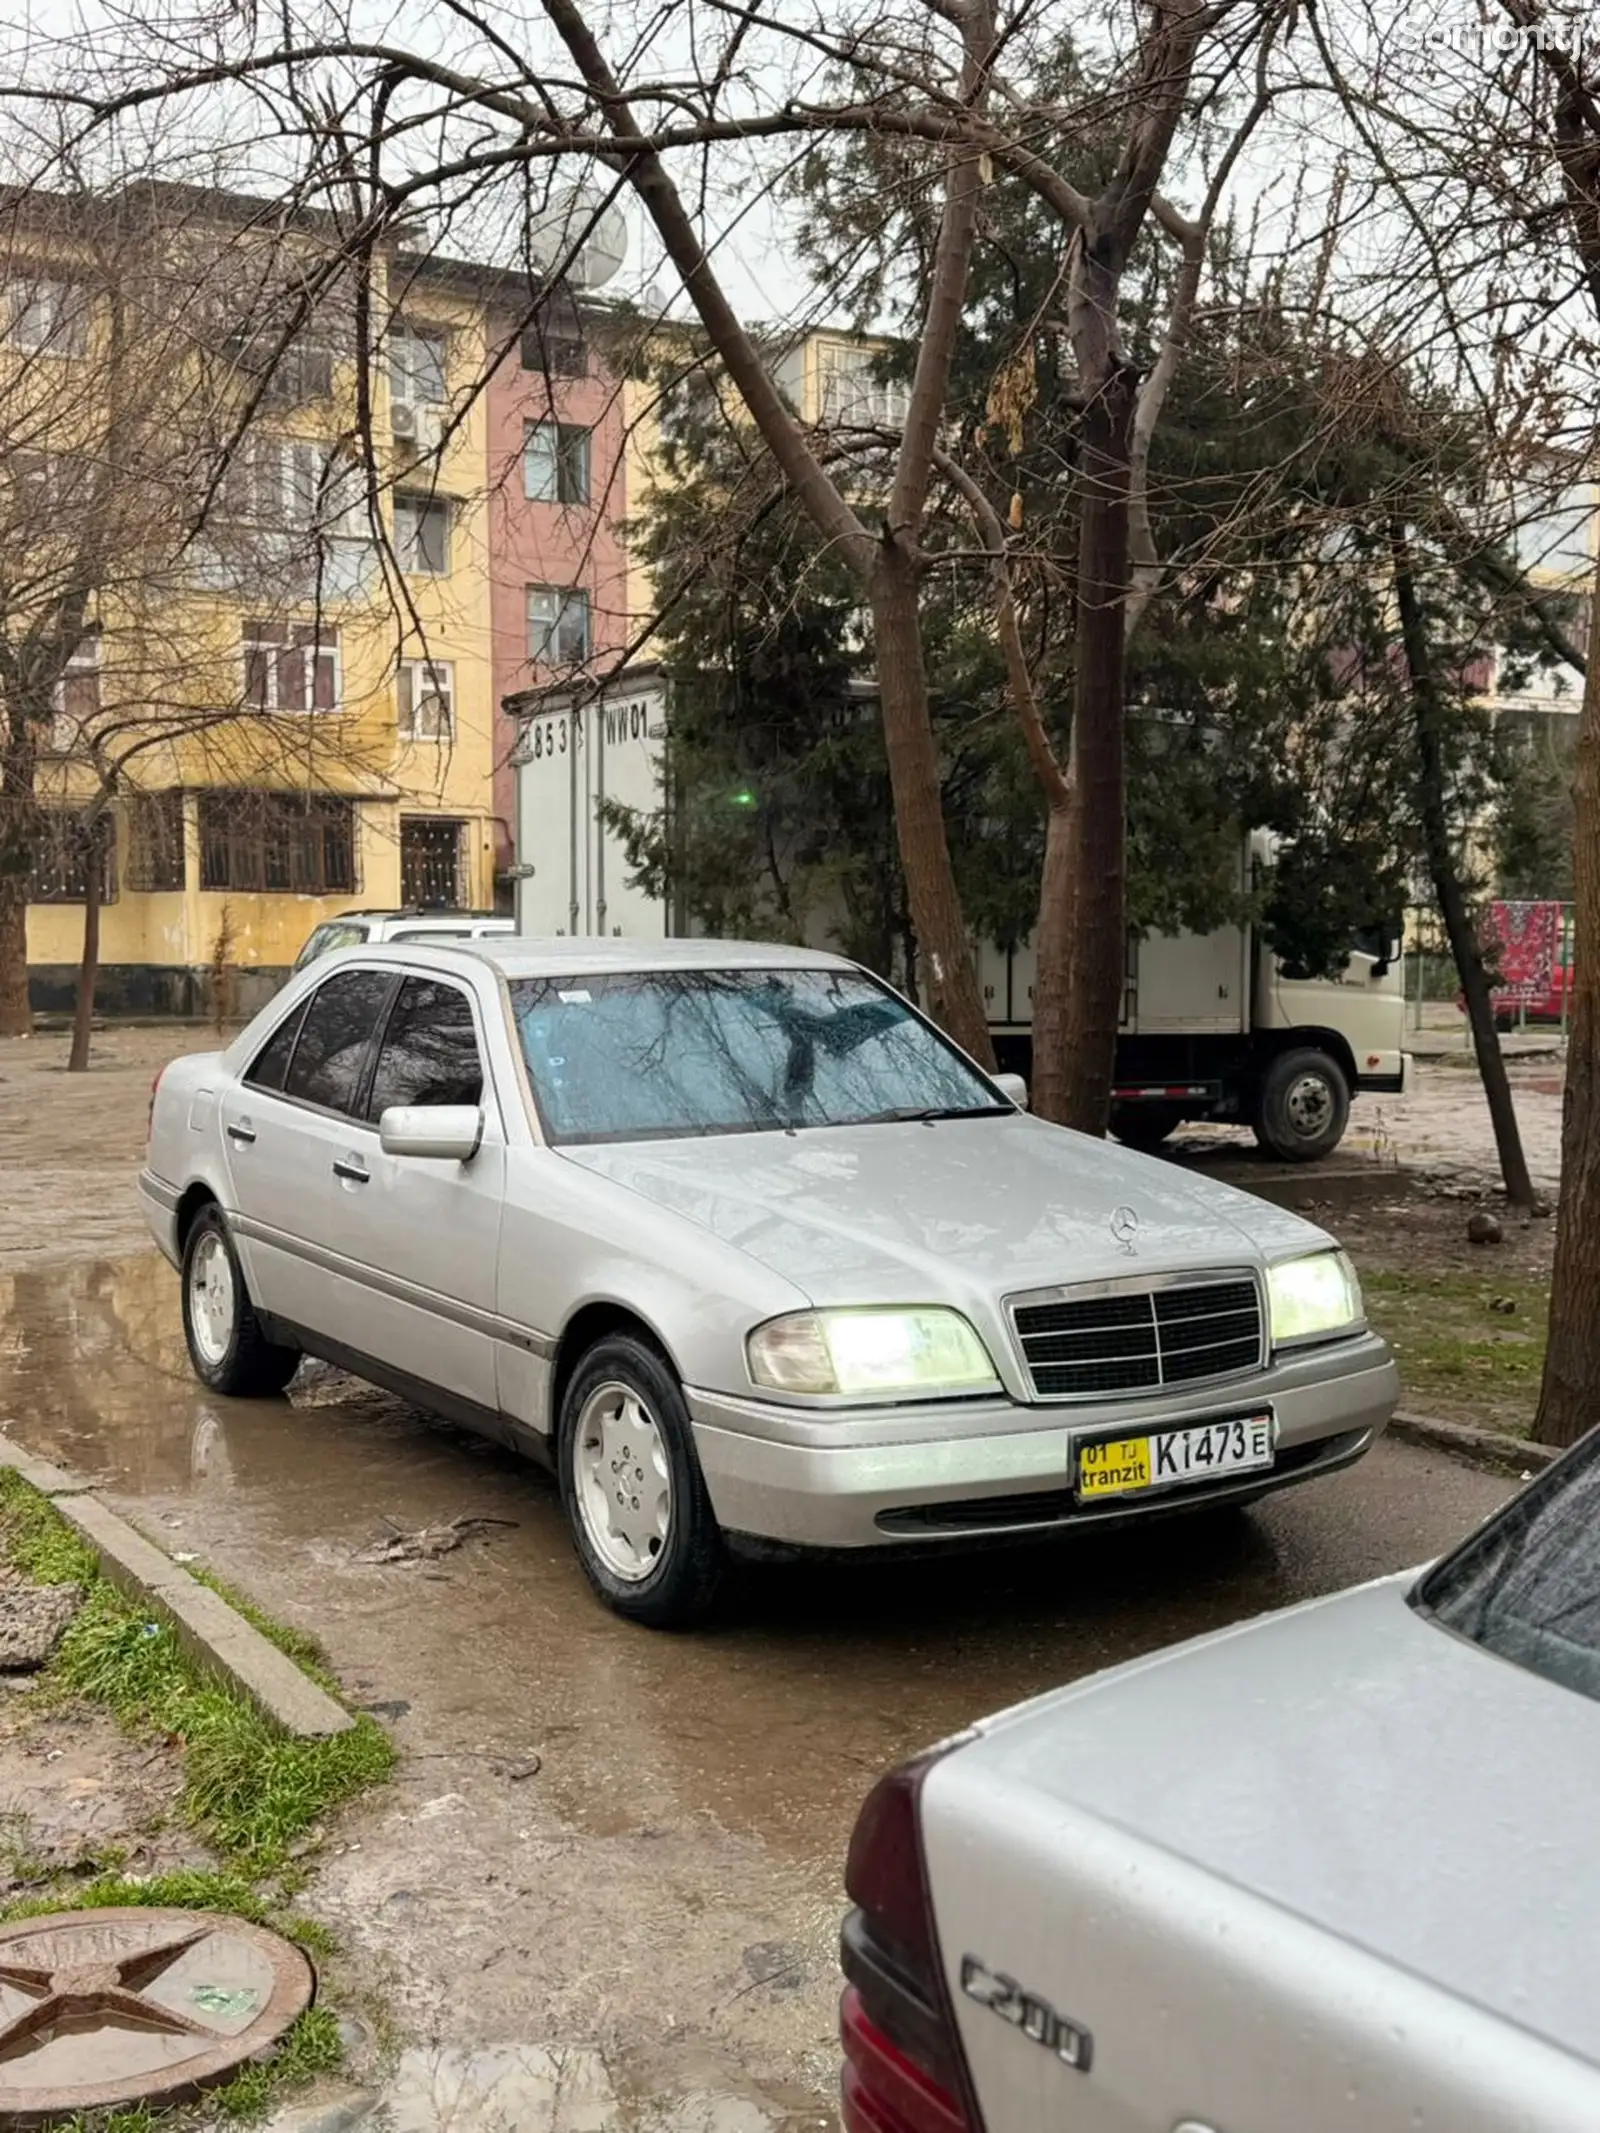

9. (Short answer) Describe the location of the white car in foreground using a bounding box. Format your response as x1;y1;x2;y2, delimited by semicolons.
140;938;1396;1625
840;1441;1600;2131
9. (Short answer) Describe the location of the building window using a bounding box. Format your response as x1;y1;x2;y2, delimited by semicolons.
519;324;587;378
198;789;356;894
527;584;591;665
4;276;88;357
398;660;454;741
45;636;101;753
524;421;591;506
126;791;187;892
400;817;467;907
394;493;450;575
221;436;363;538
227;330;335;405
30;810;116;904
389;323;448;407
817;344;910;431
243;621;341;712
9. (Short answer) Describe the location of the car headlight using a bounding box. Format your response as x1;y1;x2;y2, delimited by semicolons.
1268;1250;1364;1346
746;1308;1000;1399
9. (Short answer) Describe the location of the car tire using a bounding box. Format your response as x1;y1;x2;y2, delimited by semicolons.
1111;1103;1183;1151
180;1205;301;1397
1252;1048;1350;1162
557;1333;725;1629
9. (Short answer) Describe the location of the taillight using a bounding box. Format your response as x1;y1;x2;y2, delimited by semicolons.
840;1747;984;2133
147;1065;166;1140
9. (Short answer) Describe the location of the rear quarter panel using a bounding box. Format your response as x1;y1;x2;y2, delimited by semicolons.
144;1050;234;1251
920;1761;1600;2133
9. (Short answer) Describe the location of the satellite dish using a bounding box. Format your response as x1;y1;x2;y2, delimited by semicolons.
526;185;629;290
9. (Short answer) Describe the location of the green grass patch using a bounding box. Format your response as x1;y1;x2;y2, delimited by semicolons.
1363;1266;1549;1435
0;1472;394;1872
0;1479;394;2123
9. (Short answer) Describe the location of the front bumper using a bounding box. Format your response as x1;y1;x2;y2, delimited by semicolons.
687;1332;1398;1549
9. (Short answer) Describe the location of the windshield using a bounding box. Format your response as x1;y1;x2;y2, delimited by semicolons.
1418;1434;1600;1704
293;921;366;972
509;966;1004;1145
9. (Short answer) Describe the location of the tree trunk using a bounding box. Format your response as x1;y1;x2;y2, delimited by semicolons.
1391;526;1536;1210
1029;802;1075;1121
0;715;38;1038
1059;360;1137;1133
1535;573;1600;1446
68;818;104;1073
869;539;994;1067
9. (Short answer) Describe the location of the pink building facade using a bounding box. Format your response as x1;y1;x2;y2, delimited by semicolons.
484;298;631;886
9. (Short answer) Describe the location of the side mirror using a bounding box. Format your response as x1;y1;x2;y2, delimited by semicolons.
379;1104;483;1161
993;1071;1029;1111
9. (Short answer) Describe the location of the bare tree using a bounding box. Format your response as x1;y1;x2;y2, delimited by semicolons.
0;157;494;1056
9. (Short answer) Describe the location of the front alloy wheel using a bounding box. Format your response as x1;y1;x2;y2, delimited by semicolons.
573;1381;673;1582
557;1334;724;1628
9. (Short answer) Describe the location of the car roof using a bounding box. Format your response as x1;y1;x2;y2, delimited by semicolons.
382;915;513;930
348;935;857;977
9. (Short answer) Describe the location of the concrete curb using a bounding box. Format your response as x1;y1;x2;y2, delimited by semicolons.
1389;1409;1557;1479
0;1431;353;1739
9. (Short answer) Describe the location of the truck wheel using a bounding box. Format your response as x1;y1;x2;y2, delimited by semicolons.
557;1333;725;1629
1253;1049;1350;1162
1111;1103;1183;1151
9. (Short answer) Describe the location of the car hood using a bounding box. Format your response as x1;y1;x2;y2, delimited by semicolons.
947;1575;1600;2063
560;1112;1329;1305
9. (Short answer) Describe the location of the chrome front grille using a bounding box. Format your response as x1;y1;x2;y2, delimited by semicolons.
1009;1273;1264;1401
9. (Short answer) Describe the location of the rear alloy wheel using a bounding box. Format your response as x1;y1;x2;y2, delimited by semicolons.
558;1334;724;1628
1252;1047;1350;1162
180;1206;301;1397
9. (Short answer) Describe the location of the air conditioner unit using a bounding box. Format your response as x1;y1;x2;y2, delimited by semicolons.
414;405;445;451
391;400;418;440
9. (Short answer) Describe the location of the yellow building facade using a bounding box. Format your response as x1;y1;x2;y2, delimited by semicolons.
12;198;498;1015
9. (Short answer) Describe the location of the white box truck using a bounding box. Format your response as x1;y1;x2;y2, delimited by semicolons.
511;673;1407;1161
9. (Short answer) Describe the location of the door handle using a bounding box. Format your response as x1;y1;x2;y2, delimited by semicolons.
226;1120;257;1145
332;1155;370;1184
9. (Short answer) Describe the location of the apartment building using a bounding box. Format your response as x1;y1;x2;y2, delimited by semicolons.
8;188;502;1015
483;284;631;881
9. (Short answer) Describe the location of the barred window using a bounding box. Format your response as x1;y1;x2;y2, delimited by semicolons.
126;791;187;892
30;809;116;904
198;790;356;894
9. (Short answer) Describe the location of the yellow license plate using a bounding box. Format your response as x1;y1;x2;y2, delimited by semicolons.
1077;1436;1152;1498
1077;1415;1276;1501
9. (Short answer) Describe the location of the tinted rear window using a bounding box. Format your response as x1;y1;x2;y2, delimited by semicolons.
244;1002;308;1093
282;969;395;1116
1419;1437;1600;1703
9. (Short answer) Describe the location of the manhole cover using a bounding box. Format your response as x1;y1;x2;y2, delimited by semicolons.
0;1906;315;2123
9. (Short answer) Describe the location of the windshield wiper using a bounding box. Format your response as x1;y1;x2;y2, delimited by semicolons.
865;1103;1016;1124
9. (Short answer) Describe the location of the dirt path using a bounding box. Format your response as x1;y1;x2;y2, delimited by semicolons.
0;1027;226;1271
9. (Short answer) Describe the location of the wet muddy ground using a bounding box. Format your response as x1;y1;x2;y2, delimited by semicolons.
0;1026;1545;2118
0;1250;1513;2119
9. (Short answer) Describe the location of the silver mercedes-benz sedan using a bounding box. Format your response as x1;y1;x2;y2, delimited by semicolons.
840;1441;1600;2131
139;938;1397;1624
